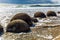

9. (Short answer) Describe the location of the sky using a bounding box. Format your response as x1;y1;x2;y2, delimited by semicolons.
0;0;59;4
51;0;60;4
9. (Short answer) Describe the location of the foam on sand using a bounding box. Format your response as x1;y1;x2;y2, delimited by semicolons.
52;35;60;40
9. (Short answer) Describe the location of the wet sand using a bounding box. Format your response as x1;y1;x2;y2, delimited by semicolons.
2;17;60;40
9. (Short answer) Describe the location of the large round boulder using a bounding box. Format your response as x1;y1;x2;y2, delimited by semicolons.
10;13;33;26
47;11;57;17
6;19;31;33
34;12;46;18
0;25;4;36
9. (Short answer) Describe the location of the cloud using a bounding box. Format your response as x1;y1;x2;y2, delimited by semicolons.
26;0;53;4
51;0;60;4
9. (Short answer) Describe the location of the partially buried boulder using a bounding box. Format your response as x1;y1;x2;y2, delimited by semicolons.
47;11;57;17
6;19;31;33
34;12;46;18
0;25;4;36
58;11;60;14
10;13;33;26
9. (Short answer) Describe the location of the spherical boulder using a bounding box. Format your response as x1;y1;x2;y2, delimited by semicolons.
10;13;33;26
58;11;60;14
0;25;4;36
6;19;31;33
58;11;60;13
47;11;57;17
34;12;46;18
